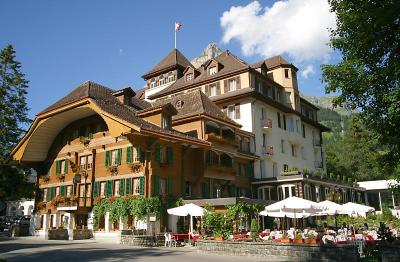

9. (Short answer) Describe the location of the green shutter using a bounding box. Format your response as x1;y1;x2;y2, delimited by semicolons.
46;188;51;201
88;132;93;139
93;182;99;198
105;151;111;167
138;146;145;163
120;179;125;196
181;177;186;197
55;160;60;175
106;180;112;197
167;146;173;165
64;160;68;173
229;185;235;197
245;163;253;177
139;177;144;195
126;146;132;164
153;175;160;195
117;148;122;165
125;178;131;195
60;185;66;196
167;177;173;195
155;144;161;163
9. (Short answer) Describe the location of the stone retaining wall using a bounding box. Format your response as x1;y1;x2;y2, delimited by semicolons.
48;229;69;240
196;240;358;261
120;235;157;247
73;229;93;240
379;243;400;262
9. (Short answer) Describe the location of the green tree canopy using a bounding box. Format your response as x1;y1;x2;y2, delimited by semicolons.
322;0;400;164
0;44;33;201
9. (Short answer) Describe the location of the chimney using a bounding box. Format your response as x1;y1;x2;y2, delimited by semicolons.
112;87;136;106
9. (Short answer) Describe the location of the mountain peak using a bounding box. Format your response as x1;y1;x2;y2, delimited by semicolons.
191;42;223;68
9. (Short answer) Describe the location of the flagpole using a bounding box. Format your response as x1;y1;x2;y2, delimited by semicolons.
174;28;176;49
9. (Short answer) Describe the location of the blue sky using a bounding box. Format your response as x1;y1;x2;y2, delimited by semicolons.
1;0;337;120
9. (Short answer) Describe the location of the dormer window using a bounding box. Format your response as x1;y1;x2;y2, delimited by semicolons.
167;72;174;83
175;100;184;109
209;66;217;75
186;73;193;81
158;76;165;86
284;69;290;78
150;78;155;88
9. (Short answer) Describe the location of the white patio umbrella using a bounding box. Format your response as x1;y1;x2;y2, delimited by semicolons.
315;200;348;216
342;202;375;216
260;210;314;218
167;203;205;242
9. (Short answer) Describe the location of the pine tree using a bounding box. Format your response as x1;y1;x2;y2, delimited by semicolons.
0;44;30;162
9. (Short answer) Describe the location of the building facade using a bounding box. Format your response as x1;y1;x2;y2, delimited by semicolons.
10;45;365;237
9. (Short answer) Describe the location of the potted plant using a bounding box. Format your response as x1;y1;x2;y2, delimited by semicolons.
36;201;47;210
294;232;303;244
280;236;290;243
214;230;224;241
250;218;259;241
129;162;142;173
42;176;50;182
305;232;317;244
107;165;118;175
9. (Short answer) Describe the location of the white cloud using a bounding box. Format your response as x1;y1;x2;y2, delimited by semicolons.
220;0;336;63
301;65;315;79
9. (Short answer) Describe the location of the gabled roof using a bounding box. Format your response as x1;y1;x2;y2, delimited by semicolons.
39;81;114;115
142;48;192;79
37;81;209;146
151;89;240;127
251;55;298;71
148;51;249;99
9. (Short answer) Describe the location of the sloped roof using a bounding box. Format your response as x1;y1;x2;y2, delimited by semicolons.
39;81;114;115
149;51;249;99
39;81;209;146
142;48;192;79
251;55;297;71
151;89;240;127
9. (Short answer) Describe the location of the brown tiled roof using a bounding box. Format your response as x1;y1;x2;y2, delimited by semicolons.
251;55;298;70
148;51;250;99
151;89;240;127
130;97;151;110
38;81;114;115
134;87;146;99
142;49;192;79
39;81;209;146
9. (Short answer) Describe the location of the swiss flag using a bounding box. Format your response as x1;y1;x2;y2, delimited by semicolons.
175;22;182;32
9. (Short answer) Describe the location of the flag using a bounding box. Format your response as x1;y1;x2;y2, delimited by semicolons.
175;22;182;32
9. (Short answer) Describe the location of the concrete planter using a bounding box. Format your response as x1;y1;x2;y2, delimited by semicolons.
48;229;69;240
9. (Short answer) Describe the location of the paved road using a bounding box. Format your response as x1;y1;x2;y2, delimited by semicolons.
0;237;289;262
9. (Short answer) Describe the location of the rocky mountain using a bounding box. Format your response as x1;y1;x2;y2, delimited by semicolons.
191;43;223;68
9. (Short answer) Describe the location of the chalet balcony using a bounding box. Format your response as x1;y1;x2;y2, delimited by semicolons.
56;198;78;211
314;161;323;168
313;139;321;147
261;119;272;130
262;146;274;157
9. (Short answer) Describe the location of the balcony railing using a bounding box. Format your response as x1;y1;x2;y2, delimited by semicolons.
79;163;93;171
314;161;323;168
313;139;321;146
262;146;274;156
261;119;272;129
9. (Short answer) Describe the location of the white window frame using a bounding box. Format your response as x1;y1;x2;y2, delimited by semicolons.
133;178;140;195
114;180;120;196
227;105;235;119
228;78;236;91
186;73;193;81
79;184;85;197
210;84;217;96
100;182;106;198
167;75;174;83
160;178;167;195
209;66;217;75
278;184;296;200
43;188;48;202
304;184;312;200
111;149;118;166
150;79;155;88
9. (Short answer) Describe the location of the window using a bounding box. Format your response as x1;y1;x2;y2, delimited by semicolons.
150;79;155;88
79;184;85;197
80;155;93;170
160;146;167;164
167;72;174;82
210;84;217;96
100;182;106;198
284;69;290;78
283;164;288;172
273;162;277;177
106;149;122;166
114;180;120;196
228;79;236;91
67;185;72;196
278;184;295;200
56;159;68;175
302;124;306;138
162;114;171;129
206;151;219;165
43;189;48;202
56;186;60;196
288;117;294;132
132;178;140;195
159;178;167;195
258;186;273;200
186;73;193;81
158;76;165;86
209;66;217;75
261;108;265;120
277;112;281;128
267;72;274;80
304;184;312;200
285;92;291;104
227;105;235;119
281;140;285;154
291;144;296;157
175;100;184;109
262;134;266;147
283;115;287;130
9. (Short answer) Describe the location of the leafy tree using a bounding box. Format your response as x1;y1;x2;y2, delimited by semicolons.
0;44;33;201
322;0;400;164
